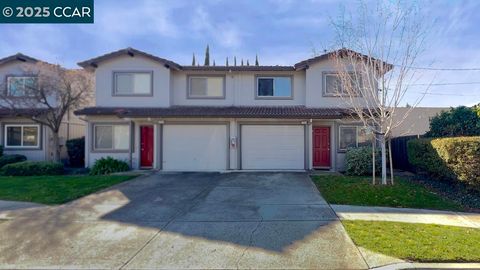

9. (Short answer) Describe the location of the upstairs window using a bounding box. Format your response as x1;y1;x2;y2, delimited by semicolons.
324;72;362;97
7;76;37;97
188;76;224;98
257;76;292;98
338;126;369;151
4;124;40;148
113;72;152;96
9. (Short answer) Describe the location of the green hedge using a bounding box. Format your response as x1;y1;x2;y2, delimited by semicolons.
90;157;130;175
345;146;381;176
407;137;480;190
0;154;27;168
1;161;64;176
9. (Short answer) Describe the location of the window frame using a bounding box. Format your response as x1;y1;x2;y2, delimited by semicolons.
4;124;41;149
255;75;294;100
92;123;131;153
322;72;362;97
6;75;37;97
338;125;369;152
187;75;226;99
112;71;153;97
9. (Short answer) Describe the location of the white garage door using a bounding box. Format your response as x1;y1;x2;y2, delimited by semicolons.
241;125;305;170
162;124;228;171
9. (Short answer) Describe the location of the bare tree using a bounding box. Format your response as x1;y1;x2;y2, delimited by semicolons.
330;0;429;184
0;62;93;162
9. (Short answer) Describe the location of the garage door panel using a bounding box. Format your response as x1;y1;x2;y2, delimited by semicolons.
163;125;227;171
241;125;304;170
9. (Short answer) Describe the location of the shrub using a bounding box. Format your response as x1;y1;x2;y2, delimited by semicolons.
408;137;480;190
89;157;130;175
66;137;85;167
426;106;480;137
345;146;381;176
0;145;3;157
0;154;27;168
1;161;64;176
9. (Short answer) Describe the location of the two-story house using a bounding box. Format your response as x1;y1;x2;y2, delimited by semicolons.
75;47;381;171
0;53;87;162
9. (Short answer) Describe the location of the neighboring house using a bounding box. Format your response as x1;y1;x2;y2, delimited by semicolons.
391;107;448;138
75;47;386;171
0;53;87;162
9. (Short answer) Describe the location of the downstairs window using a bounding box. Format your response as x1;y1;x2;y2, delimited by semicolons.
93;124;130;151
4;124;40;148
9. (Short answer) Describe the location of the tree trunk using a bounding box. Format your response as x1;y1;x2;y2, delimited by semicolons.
372;134;376;185
51;131;61;162
388;138;394;185
380;134;387;185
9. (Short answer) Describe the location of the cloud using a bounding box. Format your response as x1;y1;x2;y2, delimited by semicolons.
0;25;68;64
190;6;243;48
81;0;181;47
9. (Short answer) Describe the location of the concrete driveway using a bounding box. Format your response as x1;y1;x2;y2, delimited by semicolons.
0;172;367;269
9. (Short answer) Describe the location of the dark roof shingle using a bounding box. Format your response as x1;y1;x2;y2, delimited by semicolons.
0;108;49;117
75;106;348;119
0;53;39;66
78;47;182;70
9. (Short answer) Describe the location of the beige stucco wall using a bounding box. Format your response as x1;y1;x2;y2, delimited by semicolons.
171;70;306;106
391;107;448;137
94;54;171;108
0;61;57;108
305;60;377;108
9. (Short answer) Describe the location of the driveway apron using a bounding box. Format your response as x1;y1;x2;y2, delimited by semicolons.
0;172;367;269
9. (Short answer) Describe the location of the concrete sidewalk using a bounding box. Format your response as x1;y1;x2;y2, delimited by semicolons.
332;204;480;228
0;200;44;214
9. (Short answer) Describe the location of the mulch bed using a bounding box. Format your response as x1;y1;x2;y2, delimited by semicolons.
398;171;480;213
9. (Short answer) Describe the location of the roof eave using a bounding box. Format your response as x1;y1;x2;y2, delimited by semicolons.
0;53;39;67
77;47;182;70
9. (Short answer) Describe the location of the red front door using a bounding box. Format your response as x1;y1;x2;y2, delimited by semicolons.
140;126;154;168
313;127;331;168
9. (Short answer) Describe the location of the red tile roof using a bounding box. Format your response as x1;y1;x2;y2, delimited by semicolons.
75;106;348;119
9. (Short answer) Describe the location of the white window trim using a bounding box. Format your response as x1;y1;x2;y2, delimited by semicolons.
4;124;40;148
112;71;153;96
338;125;366;152
255;76;293;99
187;75;226;99
6;76;37;97
93;124;130;152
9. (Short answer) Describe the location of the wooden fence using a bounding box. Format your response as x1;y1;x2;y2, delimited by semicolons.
390;135;419;172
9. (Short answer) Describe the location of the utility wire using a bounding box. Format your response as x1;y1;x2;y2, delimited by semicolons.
407;82;480;86
394;64;480;71
411;92;480;97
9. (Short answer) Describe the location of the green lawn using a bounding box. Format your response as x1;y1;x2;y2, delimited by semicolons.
343;220;480;262
0;175;138;205
312;175;464;211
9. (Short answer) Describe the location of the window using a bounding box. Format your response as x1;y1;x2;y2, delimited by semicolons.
93;124;130;151
113;72;152;95
338;126;370;151
7;76;37;97
188;76;224;98
323;73;362;97
257;76;292;98
4;124;40;148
